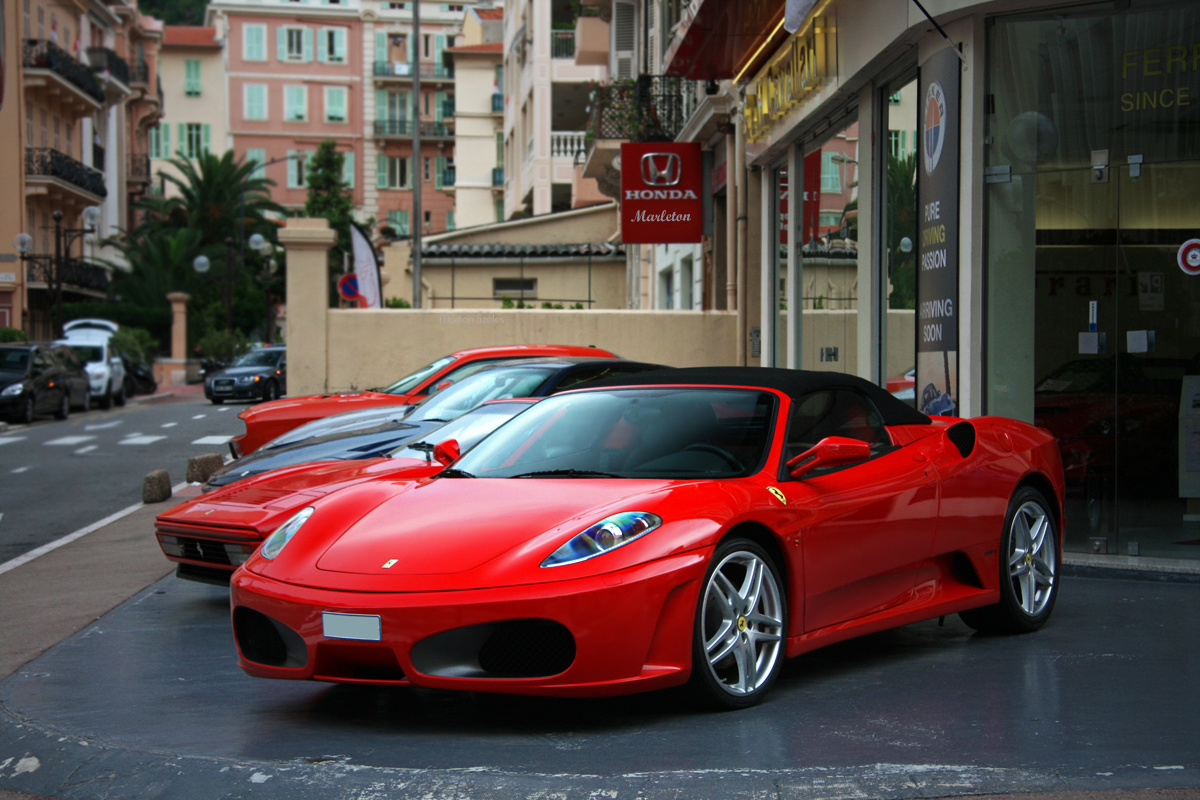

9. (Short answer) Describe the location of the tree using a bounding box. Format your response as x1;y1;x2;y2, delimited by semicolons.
304;140;355;271
136;0;206;25
887;152;918;309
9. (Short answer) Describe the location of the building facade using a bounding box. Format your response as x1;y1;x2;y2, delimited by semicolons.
153;26;226;198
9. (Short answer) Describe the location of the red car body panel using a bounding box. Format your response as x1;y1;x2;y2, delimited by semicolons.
228;374;1065;698
231;345;616;456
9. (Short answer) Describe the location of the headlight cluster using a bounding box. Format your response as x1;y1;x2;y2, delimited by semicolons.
1;383;23;397
237;375;262;385
541;511;662;568
260;507;314;560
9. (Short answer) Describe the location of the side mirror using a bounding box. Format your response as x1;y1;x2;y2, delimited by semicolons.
434;379;454;393
787;436;871;479
432;438;461;466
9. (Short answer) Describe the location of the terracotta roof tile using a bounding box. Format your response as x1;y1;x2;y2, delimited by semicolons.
475;8;504;20
446;42;503;53
164;26;220;48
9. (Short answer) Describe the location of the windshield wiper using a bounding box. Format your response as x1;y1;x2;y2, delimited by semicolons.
510;469;622;479
438;467;476;478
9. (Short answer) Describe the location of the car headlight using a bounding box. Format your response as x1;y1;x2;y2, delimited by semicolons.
1;383;23;397
541;511;662;568
259;507;314;560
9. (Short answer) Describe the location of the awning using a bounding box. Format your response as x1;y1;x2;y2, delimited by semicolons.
663;0;789;82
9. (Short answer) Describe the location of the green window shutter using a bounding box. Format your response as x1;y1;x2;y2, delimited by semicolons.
343;151;355;188
177;123;185;156
334;29;347;62
277;27;287;61
377;154;388;188
162;123;170;157
245;84;265;119
376;89;387;122
375;31;385;62
446;210;455;231
202;124;211;153
495;131;504;167
317;29;328;62
406;156;414;189
148;126;159;159
435;155;445;189
246;148;266;179
244;25;264;61
185;59;201;95
303;29;314;63
288;150;299;188
435;90;445;122
326;87;346;122
397;210;410;236
399;91;409;122
434;34;445;70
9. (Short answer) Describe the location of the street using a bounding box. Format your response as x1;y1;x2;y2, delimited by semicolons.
0;391;236;565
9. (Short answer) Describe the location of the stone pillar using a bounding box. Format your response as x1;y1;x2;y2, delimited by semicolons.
160;292;190;386
278;218;336;396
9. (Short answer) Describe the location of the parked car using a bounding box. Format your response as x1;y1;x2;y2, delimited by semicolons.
205;357;663;491
0;343;74;423
204;346;287;405
229;367;1065;708
229;344;618;457
48;343;92;411
155;398;540;584
56;319;126;409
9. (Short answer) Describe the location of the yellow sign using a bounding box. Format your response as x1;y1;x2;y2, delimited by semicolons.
744;20;830;143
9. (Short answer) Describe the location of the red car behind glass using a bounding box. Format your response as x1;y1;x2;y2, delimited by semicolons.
230;344;616;457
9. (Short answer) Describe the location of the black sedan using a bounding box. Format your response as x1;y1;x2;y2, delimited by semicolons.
204;346;287;405
0;343;76;423
204;357;664;490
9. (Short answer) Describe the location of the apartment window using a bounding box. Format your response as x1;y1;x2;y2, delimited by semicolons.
149;124;170;159
423;156;431;182
446;210;456;231
342;151;355;188
179;123;209;158
378;155;411;189
423;33;431;58
324;86;348;123
287;150;312;188
244;84;268;120
820;151;842;193
319;28;347;63
246;148;266;180
279;27;312;63
285;85;308;121
387;210;410;236
494;278;536;300
184;59;201;96
243;24;267;61
287;29;305;60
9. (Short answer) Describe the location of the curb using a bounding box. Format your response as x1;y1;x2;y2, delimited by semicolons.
1062;552;1200;583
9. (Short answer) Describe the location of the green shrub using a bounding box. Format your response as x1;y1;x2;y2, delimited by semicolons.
0;327;28;343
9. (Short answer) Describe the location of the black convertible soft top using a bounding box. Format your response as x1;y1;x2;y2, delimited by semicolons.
583;366;932;428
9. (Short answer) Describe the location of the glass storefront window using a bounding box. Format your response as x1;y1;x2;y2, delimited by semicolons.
986;2;1200;559
885;79;919;405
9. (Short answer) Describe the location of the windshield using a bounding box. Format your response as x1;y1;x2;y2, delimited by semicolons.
389;400;536;460
451;388;776;479
0;348;30;373
66;344;104;364
232;349;283;368
381;356;455;395
406;366;554;424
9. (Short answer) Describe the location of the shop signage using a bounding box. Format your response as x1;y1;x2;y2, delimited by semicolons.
916;47;961;418
620;142;703;243
743;20;830;143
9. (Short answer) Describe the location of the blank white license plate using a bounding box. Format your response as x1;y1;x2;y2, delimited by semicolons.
322;612;382;641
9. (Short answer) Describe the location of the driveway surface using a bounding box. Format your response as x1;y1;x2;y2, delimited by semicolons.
0;511;1197;800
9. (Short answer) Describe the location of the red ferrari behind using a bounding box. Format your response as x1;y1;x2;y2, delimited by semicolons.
230;344;615;457
230;368;1065;709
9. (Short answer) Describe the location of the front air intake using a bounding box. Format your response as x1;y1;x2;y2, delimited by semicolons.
233;606;308;668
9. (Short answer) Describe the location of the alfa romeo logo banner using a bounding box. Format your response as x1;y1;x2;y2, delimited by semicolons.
620;142;703;243
916;47;961;417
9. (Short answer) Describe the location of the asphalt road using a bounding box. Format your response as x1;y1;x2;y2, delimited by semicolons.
0;390;237;565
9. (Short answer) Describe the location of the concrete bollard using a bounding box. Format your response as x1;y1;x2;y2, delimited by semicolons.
186;453;226;485
143;469;173;503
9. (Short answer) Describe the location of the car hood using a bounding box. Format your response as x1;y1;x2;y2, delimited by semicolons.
264;404;416;449
250;477;732;593
240;391;414;420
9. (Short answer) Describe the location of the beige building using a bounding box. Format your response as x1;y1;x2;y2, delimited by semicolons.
151;26;226;197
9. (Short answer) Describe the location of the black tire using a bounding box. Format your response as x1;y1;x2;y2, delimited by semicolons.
261;380;279;403
211;397;224;405
114;382;126;407
20;396;35;425
55;393;69;420
690;537;787;710
960;486;1060;634
98;382;113;410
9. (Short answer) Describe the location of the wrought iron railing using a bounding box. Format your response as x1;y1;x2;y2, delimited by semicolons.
25;257;111;293
492;93;504;113
374;120;452;138
129;58;150;86
551;30;575;59
492;167;504;186
25;147;108;198
23;40;105;103
442;99;456;118
588;75;697;143
373;61;454;79
87;46;130;87
441;166;456;186
128;153;151;182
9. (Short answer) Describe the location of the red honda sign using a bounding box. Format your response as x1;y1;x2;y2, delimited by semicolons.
620;142;703;244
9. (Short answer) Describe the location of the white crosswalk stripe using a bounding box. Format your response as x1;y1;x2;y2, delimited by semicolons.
46;436;98;447
0;436;27;446
120;435;167;446
192;435;232;445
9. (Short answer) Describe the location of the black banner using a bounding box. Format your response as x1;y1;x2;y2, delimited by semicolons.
916;46;961;417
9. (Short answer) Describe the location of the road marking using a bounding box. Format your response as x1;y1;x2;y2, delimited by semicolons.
0;483;190;576
84;421;122;431
11;467;29;473
192;435;232;445
161;422;178;428
75;445;98;454
0;436;27;446
45;436;97;446
120;435;167;445
191;414;207;420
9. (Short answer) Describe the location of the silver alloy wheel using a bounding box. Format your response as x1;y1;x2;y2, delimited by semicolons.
699;549;785;697
1007;499;1057;617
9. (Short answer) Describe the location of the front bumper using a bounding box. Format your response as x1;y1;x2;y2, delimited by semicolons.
230;548;710;697
206;379;266;401
156;524;262;583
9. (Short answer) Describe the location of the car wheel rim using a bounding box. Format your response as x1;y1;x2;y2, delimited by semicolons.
700;550;784;697
1008;500;1056;617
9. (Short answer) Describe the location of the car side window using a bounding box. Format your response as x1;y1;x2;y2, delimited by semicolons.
783;389;891;465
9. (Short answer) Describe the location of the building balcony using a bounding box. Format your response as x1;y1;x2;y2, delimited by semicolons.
441;166;456;187
26;257;111;296
492;93;504;114
442;99;455;119
373;62;454;83
23;39;105;115
551;131;588;161
373;120;453;140
128;152;152;185
25;147;107;201
492;167;505;188
574;15;608;67
551;30;576;59
87;46;131;97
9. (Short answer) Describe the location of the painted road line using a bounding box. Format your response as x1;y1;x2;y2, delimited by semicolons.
192;436;232;445
45;436;97;447
120;435;167;446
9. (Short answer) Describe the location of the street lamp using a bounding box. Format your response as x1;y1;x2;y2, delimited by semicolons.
192;234;274;332
13;206;100;338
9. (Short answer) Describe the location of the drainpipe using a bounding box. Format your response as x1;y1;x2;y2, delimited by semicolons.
725;128;737;313
735;107;748;366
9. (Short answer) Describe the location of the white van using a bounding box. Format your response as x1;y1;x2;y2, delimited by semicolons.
57;319;127;409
